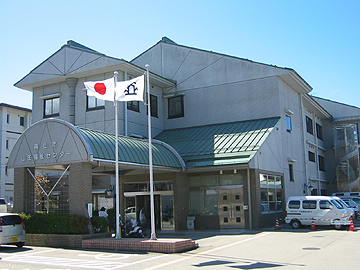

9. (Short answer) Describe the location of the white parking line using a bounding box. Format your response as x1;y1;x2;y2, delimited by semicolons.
143;232;272;270
1;252;168;270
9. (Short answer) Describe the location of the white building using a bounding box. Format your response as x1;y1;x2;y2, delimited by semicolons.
0;103;31;204
8;37;358;229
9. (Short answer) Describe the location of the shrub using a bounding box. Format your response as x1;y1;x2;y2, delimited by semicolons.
19;213;90;234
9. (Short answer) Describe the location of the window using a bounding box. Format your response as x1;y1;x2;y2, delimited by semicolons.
286;115;292;132
20;116;25;126
127;101;140;112
316;123;323;140
168;96;184;118
44;97;60;117
288;200;300;209
318;155;325;171
149;94;158;117
306;116;313;135
5;165;8;176
6;114;9;124
260;174;283;213
302;200;317;209
320;200;331;209
87;96;105;111
6;139;9;150
289;163;294;181
308;151;316;162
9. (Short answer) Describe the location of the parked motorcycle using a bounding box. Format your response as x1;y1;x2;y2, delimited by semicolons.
119;215;144;238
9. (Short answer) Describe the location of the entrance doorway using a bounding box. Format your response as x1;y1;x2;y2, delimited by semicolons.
124;193;174;230
218;188;245;229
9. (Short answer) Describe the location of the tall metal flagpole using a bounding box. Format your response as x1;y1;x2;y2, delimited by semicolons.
146;64;156;240
114;71;121;239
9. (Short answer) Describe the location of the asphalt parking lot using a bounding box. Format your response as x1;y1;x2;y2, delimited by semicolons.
0;219;359;270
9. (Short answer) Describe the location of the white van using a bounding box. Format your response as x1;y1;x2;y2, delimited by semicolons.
332;192;360;197
286;196;351;229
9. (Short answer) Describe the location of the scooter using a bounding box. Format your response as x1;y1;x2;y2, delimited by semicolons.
119;215;144;238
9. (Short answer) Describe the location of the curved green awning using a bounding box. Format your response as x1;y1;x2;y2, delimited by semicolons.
8;118;184;170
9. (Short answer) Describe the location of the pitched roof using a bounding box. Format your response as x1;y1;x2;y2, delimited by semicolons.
155;117;280;168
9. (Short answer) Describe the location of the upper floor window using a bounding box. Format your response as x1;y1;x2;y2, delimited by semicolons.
127;101;140;112
20;116;25;126
149;94;158;117
168;96;184;119
87;96;105;111
318;155;326;171
44;97;60;117
286;115;292;132
308;151;316;162
6;114;9;124
316;123;323;140
306;116;313;135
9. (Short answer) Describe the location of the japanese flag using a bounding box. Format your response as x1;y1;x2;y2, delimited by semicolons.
115;75;145;102
84;77;115;101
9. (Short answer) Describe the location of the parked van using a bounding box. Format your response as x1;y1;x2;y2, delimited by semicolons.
286;196;351;229
332;192;360;197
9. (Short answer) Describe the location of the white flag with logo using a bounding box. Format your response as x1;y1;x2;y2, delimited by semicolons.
115;75;144;102
84;77;115;101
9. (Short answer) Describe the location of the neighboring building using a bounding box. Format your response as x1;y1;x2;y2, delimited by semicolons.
0;103;31;205
8;37;356;230
313;97;360;192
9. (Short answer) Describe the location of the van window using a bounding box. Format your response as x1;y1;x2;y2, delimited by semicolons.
335;193;344;196
288;200;300;209
302;200;317;209
350;193;360;196
330;199;343;209
320;200;331;209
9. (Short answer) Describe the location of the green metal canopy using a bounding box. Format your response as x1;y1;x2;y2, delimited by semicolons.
155;117;280;168
8;118;184;170
78;127;184;169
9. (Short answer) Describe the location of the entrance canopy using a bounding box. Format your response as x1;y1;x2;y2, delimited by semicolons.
8;118;185;171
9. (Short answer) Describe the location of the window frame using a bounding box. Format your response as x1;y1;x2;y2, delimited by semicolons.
308;151;316;162
286;115;292;132
318;155;326;171
127;101;140;112
149;94;158;118
86;95;105;111
306;116;314;135
289;163;294;182
20;116;25;126
316;123;323;140
44;97;60;118
168;95;184;119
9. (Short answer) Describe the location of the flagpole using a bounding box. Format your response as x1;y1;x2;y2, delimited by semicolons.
146;64;156;240
114;71;121;239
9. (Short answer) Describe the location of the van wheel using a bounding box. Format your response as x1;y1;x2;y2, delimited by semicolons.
291;220;301;229
333;219;342;230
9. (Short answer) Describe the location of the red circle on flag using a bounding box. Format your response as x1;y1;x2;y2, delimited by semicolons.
94;83;106;95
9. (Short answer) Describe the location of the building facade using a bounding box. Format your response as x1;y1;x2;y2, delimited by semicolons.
9;37;357;230
0;103;31;205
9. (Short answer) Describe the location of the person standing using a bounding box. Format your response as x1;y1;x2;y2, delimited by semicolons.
139;207;146;227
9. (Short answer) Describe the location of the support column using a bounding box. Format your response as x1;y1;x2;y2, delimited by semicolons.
13;167;35;213
66;78;78;125
69;163;92;217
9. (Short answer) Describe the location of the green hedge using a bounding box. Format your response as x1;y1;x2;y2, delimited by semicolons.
20;213;90;234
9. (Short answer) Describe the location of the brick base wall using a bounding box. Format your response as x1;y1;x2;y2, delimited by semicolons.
26;233;111;248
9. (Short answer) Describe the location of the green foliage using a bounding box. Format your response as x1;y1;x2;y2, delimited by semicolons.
19;213;90;234
91;216;108;233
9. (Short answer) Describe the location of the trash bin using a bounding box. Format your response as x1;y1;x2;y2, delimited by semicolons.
187;216;195;230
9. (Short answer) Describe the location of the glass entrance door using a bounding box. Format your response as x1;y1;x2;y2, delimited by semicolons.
218;188;245;229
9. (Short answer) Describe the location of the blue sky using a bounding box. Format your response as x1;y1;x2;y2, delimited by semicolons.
1;0;359;109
